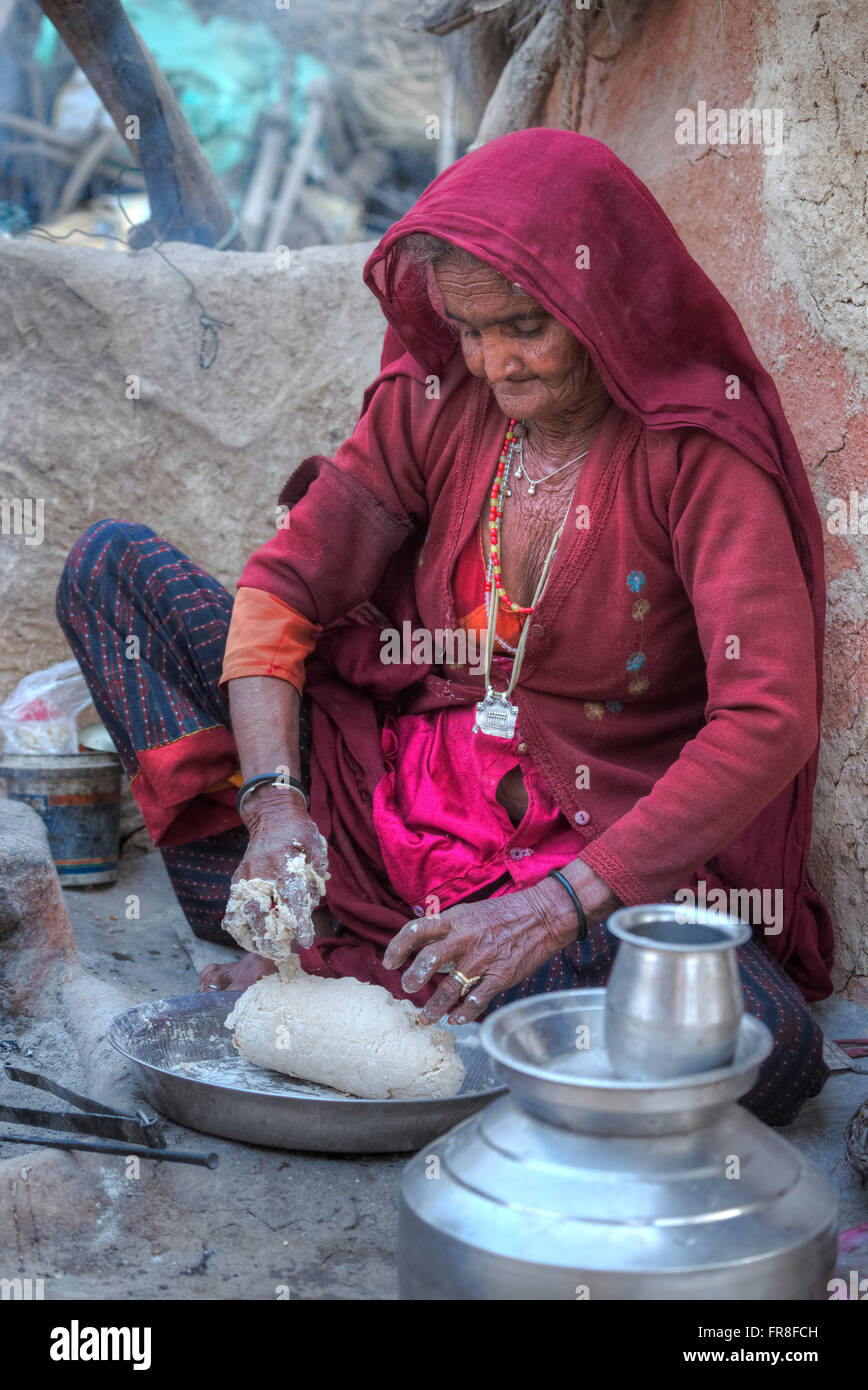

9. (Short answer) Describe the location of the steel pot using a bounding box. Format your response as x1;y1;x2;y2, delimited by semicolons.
605;903;750;1079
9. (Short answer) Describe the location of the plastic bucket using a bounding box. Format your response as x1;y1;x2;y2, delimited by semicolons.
0;752;121;885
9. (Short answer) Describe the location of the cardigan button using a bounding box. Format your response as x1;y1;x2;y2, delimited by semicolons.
517;742;528;755
574;810;591;826
529;623;545;638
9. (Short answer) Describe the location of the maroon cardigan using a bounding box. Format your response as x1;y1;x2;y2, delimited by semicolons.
241;354;832;999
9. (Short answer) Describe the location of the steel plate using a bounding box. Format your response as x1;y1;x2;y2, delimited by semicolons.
108;992;505;1153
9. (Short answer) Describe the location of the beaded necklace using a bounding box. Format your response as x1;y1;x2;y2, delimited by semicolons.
486;419;532;614
487;418;585;614
473;418;570;738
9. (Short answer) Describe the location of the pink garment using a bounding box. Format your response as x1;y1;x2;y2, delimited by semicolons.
374;656;585;912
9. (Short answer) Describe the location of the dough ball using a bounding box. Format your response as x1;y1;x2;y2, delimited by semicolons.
222;854;326;959
225;960;466;1100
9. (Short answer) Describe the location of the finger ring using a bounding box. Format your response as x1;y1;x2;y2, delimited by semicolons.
446;966;482;998
207;984;219;991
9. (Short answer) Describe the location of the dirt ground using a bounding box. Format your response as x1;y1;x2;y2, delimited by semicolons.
3;842;404;1301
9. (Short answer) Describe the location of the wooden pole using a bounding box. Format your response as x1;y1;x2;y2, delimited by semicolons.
239;113;289;252
56;125;119;216
438;50;458;172
468;3;562;149
34;0;245;249
261;82;327;255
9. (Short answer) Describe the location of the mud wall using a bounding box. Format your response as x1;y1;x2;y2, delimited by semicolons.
551;0;867;994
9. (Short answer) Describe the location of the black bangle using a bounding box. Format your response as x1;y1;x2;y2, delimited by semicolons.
236;772;308;816
547;869;588;941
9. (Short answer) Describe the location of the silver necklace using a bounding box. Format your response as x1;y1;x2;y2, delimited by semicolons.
514;434;589;497
474;493;571;738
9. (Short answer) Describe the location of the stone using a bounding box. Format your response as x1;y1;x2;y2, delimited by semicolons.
0;798;138;1106
0;237;383;699
0;799;76;1006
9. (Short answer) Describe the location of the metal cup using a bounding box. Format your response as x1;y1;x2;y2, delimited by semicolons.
605;904;751;1080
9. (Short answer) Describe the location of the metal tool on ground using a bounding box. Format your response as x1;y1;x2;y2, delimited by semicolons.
0;1064;219;1169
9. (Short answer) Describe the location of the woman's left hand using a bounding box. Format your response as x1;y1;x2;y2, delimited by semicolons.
383;868;615;1025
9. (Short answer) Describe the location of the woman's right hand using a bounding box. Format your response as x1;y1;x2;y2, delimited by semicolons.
230;784;330;949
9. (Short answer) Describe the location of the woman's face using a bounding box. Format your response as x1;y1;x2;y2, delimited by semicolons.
433;257;595;425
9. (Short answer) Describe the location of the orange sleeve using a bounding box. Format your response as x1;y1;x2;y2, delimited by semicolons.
220;587;321;694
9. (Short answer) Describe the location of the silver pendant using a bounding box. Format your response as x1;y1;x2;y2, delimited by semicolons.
473;690;518;738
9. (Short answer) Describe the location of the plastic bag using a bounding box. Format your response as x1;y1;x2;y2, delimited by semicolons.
0;659;92;756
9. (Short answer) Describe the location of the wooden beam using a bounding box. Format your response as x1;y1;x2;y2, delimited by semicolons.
34;0;245;249
468;2;561;149
261;82;327;255
0;111;83;148
57;125;119;215
239;113;289;252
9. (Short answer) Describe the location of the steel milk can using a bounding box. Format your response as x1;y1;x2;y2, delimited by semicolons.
399;906;838;1300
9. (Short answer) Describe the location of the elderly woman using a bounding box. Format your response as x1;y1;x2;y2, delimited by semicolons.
57;130;833;1125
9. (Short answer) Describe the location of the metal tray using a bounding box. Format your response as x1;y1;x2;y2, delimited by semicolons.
108;992;505;1153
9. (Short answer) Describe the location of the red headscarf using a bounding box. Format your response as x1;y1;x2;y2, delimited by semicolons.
362;129;832;998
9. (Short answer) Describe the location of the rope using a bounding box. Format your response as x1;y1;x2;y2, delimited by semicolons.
23;180;232;372
560;1;592;132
